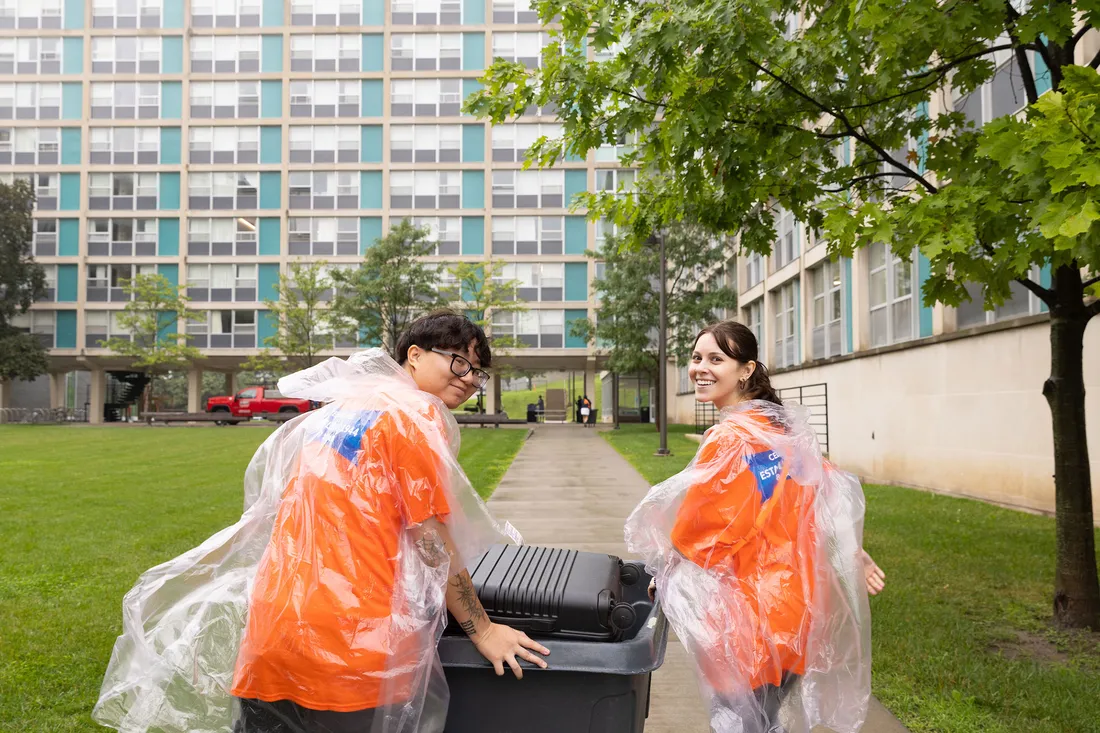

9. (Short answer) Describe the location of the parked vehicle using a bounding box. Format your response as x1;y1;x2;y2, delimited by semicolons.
205;387;315;424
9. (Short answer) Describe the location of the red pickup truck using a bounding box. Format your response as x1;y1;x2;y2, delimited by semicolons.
205;386;316;423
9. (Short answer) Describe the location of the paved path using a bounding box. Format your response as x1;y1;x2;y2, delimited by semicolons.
489;424;909;733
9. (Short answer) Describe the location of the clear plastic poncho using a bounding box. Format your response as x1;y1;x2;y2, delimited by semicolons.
94;349;521;733
624;400;871;733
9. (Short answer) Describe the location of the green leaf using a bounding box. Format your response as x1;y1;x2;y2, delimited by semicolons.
1058;199;1100;238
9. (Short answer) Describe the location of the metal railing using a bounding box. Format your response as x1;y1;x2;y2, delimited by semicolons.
0;407;88;424
777;383;830;455
692;382;830;455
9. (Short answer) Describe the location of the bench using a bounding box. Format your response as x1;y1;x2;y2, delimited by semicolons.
453;412;528;428
143;411;301;426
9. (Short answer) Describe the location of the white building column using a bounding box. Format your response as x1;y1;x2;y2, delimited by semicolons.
88;368;106;425
187;367;204;413
49;372;66;409
224;371;237;395
0;379;12;411
486;372;501;414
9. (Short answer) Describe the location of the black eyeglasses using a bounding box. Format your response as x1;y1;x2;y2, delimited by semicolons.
431;348;490;388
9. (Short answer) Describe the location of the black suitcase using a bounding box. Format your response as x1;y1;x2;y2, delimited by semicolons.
447;544;641;641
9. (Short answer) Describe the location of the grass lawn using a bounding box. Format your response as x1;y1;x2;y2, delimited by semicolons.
602;424;1100;733
0;424;526;733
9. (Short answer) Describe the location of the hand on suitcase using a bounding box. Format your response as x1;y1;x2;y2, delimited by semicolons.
473;622;551;679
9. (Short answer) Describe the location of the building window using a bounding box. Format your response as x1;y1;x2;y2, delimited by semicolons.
954;51;1045;130
290;34;361;73
677;363;692;394
389;171;461;209
90;82;161;120
190;35;261;74
286;171;359;210
595;132;638;163
85;310;130;347
2;0;63;29
0;82;62;120
31;218;59;256
868;242;917;347
87;218;158;256
492;170;564;209
92;0;163;29
810;259;844;360
186;264;258;303
37;264;57;302
288;217;359;256
497;263;564;302
91;36;161;74
90;127;160;165
87;173;158;210
955;267;1044;329
389;79;462;118
492;32;551;69
0;36;63;74
290;0;362;26
188;310;256;349
390;33;462;71
491;216;564;255
0;127;60;165
771;280;797;368
289;80;361;118
595;169;636;197
410;217;461;255
191;0;262;27
288;125;360;164
188;217;259;256
492;0;537;24
188;172;261;211
492;123;562;163
773;205;798;270
190;81;260;119
189;126;260;165
744;251;763;289
86;263;155;302
11;310;56;348
389;124;461;163
594;219;620;250
391;0;462;25
743;298;763;347
515;310;565;348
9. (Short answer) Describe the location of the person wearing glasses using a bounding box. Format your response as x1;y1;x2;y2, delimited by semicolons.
95;311;548;733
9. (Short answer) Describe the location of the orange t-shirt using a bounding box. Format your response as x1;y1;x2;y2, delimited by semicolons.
670;416;816;690
231;405;452;712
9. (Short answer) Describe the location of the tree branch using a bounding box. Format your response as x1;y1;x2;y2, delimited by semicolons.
1005;2;1039;105
1087;298;1100;318
1017;277;1055;306
1090;48;1100;70
1083;274;1100;289
1071;24;1093;49
745;57;939;194
905;42;1021;82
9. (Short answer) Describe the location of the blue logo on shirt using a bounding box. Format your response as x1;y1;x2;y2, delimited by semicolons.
745;449;785;502
312;409;382;464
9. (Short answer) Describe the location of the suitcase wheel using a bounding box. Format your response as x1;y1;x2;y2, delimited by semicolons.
609;602;637;634
620;563;642;586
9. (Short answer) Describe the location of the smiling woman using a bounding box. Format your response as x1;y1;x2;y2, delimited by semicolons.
689;321;782;409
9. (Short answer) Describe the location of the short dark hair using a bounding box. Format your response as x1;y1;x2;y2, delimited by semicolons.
394;310;492;369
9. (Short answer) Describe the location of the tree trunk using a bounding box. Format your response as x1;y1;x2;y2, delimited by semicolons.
1045;265;1100;630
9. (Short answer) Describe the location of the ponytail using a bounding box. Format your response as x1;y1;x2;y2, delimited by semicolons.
743;361;782;406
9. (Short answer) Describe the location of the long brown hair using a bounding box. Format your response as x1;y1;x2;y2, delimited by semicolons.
694;320;782;405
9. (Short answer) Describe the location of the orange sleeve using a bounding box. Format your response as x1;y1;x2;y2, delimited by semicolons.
388;412;452;525
670;433;761;569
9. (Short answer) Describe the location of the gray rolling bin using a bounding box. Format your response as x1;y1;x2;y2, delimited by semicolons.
437;551;668;733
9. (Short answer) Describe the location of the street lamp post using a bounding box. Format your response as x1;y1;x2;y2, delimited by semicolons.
654;231;670;456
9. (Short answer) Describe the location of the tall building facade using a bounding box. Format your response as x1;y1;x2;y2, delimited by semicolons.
665;34;1100;520
2;0;614;419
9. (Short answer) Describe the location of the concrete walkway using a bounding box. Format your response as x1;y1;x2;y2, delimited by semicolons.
489;424;909;733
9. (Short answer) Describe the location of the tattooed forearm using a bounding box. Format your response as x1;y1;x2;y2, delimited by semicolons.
450;571;488;627
459;619;478;636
